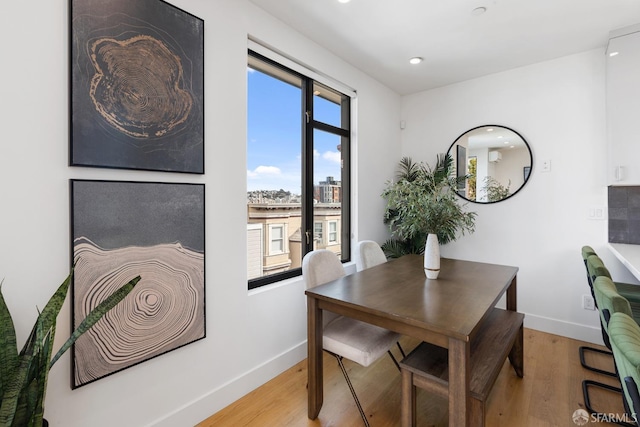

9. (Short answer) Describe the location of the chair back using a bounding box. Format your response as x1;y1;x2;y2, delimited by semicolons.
582;245;597;262
582;247;599;300
302;249;345;289
607;312;640;425
302;249;345;326
593;275;633;348
355;240;387;272
587;254;614;282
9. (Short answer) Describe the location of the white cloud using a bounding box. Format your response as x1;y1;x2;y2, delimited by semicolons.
247;165;282;178
322;151;341;164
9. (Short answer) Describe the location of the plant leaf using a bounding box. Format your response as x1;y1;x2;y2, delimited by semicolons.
0;272;70;427
0;281;19;406
29;327;53;427
0;321;40;427
50;275;141;367
29;273;73;358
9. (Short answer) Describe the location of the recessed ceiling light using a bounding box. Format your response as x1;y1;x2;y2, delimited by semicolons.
338;0;351;3
409;57;423;65
609;51;620;57
471;7;487;16
486;128;494;132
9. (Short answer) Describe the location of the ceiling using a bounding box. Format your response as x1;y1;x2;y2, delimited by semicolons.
248;0;640;95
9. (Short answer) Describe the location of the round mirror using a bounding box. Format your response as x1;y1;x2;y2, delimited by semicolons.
447;125;532;203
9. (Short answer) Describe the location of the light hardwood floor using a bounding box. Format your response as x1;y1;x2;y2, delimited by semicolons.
198;329;625;426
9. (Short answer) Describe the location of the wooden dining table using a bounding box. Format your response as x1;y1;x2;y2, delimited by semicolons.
305;254;523;426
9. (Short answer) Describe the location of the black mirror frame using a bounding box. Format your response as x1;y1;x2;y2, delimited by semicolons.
447;125;533;204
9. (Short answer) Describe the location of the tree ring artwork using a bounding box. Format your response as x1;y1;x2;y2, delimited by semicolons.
70;0;204;173
71;180;205;388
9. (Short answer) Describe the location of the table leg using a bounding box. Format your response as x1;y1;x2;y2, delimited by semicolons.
448;337;470;427
401;369;416;427
506;276;517;312
505;276;524;377
307;295;323;419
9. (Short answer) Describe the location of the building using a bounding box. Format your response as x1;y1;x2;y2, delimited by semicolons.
314;176;342;203
247;202;342;279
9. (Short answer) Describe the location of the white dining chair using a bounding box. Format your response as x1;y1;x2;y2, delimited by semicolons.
354;240;388;272
355;240;407;360
302;249;401;427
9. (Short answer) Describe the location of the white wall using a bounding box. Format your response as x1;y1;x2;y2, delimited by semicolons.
0;0;400;425
400;49;639;343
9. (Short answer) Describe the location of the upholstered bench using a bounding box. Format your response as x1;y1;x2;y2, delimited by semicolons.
399;307;524;427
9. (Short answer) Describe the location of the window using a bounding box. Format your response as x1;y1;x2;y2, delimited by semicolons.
314;222;324;243
247;49;351;289
328;221;338;244
269;225;285;254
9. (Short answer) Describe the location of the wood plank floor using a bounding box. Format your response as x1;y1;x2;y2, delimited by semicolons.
197;329;626;426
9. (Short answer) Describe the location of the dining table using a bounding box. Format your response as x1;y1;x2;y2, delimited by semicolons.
305;254;523;426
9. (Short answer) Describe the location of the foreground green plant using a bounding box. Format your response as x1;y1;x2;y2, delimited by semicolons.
381;154;477;257
0;272;141;427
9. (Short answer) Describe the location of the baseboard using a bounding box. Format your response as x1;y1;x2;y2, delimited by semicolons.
524;313;604;346
147;341;307;427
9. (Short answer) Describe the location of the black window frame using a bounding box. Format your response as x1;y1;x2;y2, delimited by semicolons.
247;50;351;289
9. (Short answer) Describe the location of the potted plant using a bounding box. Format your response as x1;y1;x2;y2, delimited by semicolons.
483;176;511;202
0;271;141;427
381;154;477;278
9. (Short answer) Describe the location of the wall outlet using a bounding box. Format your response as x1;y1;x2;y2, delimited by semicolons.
587;205;607;220
582;294;596;311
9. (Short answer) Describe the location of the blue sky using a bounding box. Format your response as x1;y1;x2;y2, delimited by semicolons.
247;67;342;194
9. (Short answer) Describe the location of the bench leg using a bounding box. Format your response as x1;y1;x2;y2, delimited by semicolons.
508;324;524;378
401;369;416;427
469;398;485;427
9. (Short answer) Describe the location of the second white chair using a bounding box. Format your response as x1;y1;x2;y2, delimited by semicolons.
354;240;388;271
302;249;401;427
355;240;407;358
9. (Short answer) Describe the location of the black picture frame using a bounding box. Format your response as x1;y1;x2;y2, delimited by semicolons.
456;144;467;192
70;179;205;388
70;0;204;173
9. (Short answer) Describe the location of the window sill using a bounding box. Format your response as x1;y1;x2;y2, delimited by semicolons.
247;261;356;296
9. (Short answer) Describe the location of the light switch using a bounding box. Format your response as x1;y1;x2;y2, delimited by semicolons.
541;159;551;173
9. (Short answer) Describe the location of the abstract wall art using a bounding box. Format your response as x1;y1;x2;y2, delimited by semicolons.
70;0;204;173
70;179;205;388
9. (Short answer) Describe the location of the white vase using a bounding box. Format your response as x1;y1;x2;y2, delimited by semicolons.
424;233;440;279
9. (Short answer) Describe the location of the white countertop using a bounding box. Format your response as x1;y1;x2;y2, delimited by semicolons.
608;243;640;281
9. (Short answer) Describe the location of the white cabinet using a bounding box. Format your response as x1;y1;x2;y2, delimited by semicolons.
607;25;640;184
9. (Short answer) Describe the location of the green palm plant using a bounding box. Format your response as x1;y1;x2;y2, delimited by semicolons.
0;271;141;427
381;154;477;257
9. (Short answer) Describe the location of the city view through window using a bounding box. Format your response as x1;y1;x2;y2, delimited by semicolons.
247;53;349;287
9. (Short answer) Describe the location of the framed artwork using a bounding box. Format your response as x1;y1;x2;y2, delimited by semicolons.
70;0;204;173
70;180;205;388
